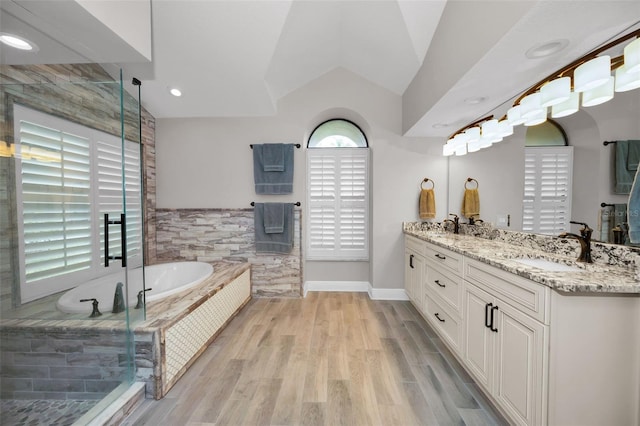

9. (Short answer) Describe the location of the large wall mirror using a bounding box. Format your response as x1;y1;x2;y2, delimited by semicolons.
448;88;640;245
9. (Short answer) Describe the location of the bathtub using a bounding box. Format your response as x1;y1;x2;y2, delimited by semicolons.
56;262;214;315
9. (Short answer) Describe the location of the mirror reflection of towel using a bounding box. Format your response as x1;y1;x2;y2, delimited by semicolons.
461;188;480;218
419;189;436;219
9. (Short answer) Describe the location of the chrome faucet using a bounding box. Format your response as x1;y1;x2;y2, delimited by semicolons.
112;282;125;313
444;214;460;234
558;221;593;263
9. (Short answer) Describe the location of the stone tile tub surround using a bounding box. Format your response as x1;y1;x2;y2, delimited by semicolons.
156;208;302;297
0;262;251;401
403;221;640;293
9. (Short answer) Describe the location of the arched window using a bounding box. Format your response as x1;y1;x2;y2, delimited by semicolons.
307;119;368;148
306;119;369;260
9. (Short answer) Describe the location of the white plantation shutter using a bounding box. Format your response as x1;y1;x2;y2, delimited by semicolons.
15;105;143;302
522;147;573;235
18;122;93;284
307;148;369;260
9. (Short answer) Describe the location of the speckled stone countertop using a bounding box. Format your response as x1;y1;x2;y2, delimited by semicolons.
403;224;640;294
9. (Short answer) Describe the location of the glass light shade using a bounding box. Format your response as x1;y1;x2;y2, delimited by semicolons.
455;144;467;156
551;92;580;118
582;76;614;107
443;143;455;156
615;65;640;92
452;132;469;148
467;139;482;152
623;37;640;74
498;119;513;137
478;136;493;148
574;55;611;92
523;108;547;126
507;105;526;125
520;93;543;118
464;127;481;144
540;77;571;107
481;119;499;139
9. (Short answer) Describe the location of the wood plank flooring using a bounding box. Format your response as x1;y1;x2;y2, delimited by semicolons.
123;292;507;426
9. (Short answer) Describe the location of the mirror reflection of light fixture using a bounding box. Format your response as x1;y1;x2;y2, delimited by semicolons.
442;29;640;156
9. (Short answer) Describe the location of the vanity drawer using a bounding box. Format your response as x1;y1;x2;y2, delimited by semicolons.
425;243;463;275
424;294;462;354
405;234;426;256
426;264;463;314
465;258;550;324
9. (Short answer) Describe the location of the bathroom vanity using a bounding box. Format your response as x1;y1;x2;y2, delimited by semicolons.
404;226;640;426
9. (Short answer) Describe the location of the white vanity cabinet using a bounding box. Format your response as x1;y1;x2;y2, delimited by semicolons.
464;259;549;426
423;243;465;355
403;233;640;426
404;235;425;307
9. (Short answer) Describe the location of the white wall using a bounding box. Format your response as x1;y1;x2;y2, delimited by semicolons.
156;68;447;290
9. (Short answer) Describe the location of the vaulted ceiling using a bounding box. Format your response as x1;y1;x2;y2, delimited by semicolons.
1;1;639;138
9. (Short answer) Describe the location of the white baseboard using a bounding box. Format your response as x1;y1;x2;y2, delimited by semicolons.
303;280;409;301
303;281;370;297
368;286;410;301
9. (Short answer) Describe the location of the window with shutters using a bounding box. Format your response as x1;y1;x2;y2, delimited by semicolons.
306;119;369;260
14;105;142;303
522;146;573;235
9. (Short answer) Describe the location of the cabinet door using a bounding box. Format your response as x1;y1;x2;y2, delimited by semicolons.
404;250;423;306
463;283;494;391
493;302;547;426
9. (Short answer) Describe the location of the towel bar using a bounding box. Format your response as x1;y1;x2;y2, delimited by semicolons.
250;144;301;149
603;141;617;146
601;202;615;207
251;202;301;206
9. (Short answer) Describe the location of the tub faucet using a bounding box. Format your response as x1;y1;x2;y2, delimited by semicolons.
558;221;593;263
112;282;125;313
79;298;102;318
135;288;153;309
444;214;460;234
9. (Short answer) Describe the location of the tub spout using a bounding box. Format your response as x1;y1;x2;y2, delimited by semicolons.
79;298;102;318
112;282;126;313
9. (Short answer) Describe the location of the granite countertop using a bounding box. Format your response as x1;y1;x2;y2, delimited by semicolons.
404;229;640;294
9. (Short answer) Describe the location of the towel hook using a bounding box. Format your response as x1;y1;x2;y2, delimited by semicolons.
420;178;434;190
465;178;479;189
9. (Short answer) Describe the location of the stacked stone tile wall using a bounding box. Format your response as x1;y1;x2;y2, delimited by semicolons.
0;326;128;400
156;208;302;297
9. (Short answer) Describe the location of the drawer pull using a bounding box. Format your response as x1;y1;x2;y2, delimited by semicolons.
434;313;445;323
485;303;492;328
409;254;414;269
435;279;446;288
490;305;499;332
435;254;446;260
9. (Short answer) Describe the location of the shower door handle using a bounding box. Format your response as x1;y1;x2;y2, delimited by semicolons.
104;213;127;267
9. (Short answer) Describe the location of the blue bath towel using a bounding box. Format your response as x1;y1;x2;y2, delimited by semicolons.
254;203;294;254
615;140;640;194
628;167;640;244
262;143;285;172
253;144;294;194
263;202;284;234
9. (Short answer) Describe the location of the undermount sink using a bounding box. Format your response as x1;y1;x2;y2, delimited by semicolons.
512;258;583;272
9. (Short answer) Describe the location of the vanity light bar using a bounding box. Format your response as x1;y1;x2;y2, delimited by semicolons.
442;29;640;157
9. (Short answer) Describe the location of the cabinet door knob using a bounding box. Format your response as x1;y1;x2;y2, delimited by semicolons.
435;254;446;260
434;313;445;323
435;279;446;288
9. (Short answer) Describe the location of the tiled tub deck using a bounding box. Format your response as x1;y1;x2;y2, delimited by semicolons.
0;261;251;409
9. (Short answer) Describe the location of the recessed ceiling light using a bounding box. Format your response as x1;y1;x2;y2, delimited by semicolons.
526;39;569;59
0;33;38;51
169;88;182;97
464;96;486;105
